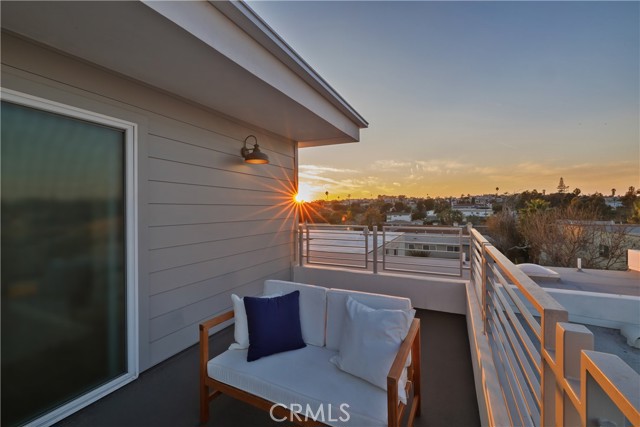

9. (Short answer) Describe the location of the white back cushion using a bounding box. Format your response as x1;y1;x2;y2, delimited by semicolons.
330;297;415;404
326;289;412;351
229;292;281;350
264;280;327;347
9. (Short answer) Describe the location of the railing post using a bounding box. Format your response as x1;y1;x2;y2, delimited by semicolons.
458;228;463;277
541;307;570;427
469;231;479;298
481;244;489;334
298;224;303;266
305;222;310;265
364;226;369;270
554;322;593;427
382;226;387;271
372;226;378;274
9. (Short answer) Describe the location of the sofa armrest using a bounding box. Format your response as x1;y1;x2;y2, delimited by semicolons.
199;310;234;422
199;309;234;365
387;318;421;427
200;310;234;334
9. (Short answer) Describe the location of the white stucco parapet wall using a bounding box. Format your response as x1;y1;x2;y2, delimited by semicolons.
511;286;640;349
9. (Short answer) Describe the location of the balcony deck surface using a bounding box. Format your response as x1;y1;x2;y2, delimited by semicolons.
55;310;480;427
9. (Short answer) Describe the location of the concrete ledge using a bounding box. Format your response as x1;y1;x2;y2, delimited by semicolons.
292;264;467;314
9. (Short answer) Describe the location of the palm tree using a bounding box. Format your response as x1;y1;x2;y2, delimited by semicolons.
611;188;616;197
522;198;550;215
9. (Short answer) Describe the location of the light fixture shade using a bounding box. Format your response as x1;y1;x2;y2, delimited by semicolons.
241;135;270;164
244;145;269;164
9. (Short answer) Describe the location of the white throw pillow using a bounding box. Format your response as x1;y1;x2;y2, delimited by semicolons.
330;296;415;404
229;292;281;350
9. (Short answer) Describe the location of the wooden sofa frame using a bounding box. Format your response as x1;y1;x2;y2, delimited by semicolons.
199;310;422;427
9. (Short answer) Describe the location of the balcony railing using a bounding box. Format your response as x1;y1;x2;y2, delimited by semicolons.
298;223;467;277
468;227;640;427
296;223;639;426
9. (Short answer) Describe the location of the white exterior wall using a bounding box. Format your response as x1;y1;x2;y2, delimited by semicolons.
2;33;296;370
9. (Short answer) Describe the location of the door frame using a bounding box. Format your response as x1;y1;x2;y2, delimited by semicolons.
1;88;139;427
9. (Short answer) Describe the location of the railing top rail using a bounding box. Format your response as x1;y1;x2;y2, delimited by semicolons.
469;227;491;245
383;225;463;233
301;223;368;230
469;224;564;314
484;244;565;314
582;350;640;425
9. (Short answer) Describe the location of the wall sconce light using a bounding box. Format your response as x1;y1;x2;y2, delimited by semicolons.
241;135;269;164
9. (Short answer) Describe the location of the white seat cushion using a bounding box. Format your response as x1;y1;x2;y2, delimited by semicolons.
326;289;412;351
264;280;327;347
208;345;388;427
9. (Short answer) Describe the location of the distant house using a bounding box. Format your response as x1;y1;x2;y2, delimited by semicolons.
546;221;640;270
384;233;469;260
1;2;367;426
386;213;413;223
604;197;624;209
454;206;493;220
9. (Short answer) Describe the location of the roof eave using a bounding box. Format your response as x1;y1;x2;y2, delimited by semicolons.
211;0;368;131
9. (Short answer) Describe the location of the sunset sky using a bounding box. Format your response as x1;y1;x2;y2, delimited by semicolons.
249;1;639;201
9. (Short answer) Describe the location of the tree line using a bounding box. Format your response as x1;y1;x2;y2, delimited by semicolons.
486;186;639;269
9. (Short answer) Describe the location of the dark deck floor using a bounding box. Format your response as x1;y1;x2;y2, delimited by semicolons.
55;310;480;427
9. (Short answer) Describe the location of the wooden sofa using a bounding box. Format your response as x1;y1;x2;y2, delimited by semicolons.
199;280;421;427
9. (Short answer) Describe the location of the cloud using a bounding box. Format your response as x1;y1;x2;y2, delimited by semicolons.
298;172;342;185
371;160;412;170
298;157;638;199
299;165;359;174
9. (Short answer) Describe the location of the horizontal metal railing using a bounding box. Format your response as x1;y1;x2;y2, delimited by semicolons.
298;223;468;276
468;227;640;427
382;226;465;277
299;223;370;269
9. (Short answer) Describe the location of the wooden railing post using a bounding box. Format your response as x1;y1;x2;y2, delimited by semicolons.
541;308;569;427
555;322;593;427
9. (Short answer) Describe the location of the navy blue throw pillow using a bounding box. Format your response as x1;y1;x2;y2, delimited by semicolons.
244;290;306;362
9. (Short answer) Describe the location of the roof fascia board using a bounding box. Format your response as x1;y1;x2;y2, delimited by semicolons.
141;0;362;143
298;136;357;148
210;0;368;130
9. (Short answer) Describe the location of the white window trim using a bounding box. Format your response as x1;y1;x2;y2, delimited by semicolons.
1;88;139;427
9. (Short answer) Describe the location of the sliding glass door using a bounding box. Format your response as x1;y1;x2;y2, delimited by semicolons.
1;93;136;427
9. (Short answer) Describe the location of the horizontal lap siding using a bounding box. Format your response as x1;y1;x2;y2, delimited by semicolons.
149;267;291;366
149;240;292;295
149;220;289;249
145;109;297;364
1;34;298;370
